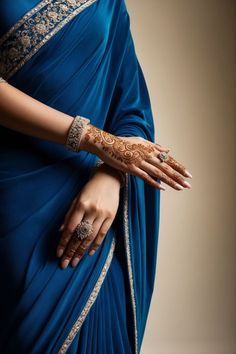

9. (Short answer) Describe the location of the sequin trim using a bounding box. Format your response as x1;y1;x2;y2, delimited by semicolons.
123;173;139;354
0;0;97;80
58;235;116;353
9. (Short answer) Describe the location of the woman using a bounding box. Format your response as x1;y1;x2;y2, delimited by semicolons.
0;0;192;353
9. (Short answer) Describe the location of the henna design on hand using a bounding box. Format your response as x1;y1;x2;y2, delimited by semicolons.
165;155;186;175
84;125;155;166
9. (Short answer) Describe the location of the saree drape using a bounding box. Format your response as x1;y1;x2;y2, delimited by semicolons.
0;0;161;353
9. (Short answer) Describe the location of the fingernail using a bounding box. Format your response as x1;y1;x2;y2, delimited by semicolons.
183;181;191;188
57;248;63;258
61;259;69;269
89;250;96;256
160;185;166;191
71;258;80;267
176;184;184;190
59;224;64;232
185;170;192;178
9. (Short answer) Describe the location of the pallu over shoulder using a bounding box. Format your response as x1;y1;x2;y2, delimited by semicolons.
0;0;161;353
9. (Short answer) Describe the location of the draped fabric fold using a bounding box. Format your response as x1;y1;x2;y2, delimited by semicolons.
0;0;160;353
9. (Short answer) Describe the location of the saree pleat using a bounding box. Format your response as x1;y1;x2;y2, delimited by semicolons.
65;244;133;354
0;0;160;353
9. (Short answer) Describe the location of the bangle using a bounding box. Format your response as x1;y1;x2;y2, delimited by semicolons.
0;77;7;83
90;159;126;188
65;115;90;152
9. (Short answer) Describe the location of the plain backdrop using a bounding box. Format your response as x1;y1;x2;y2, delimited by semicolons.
125;1;236;353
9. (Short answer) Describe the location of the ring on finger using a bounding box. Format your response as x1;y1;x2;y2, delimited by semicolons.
79;244;88;250
158;151;169;163
74;219;94;240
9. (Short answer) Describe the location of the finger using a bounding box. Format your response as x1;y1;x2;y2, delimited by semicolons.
56;206;84;259
60;213;96;269
58;196;78;232
165;155;192;178
130;164;166;191
88;217;113;256
131;136;170;155
147;156;191;189
140;160;185;191
155;143;170;152
136;137;170;152
60;233;82;269
71;216;104;267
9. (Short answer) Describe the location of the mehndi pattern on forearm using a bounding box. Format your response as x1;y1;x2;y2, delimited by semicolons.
84;125;156;166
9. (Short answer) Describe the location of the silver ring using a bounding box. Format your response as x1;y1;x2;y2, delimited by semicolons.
74;220;93;240
158;151;169;163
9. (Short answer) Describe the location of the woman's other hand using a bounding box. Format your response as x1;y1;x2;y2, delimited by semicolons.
56;164;121;269
80;125;192;191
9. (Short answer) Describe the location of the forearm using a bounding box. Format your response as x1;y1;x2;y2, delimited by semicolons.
0;81;128;179
0;80;85;146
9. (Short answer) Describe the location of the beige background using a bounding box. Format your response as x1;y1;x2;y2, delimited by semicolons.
126;1;236;353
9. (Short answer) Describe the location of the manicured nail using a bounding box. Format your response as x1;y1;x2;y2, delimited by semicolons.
89;250;96;256
176;184;184;190
61;259;69;269
57;248;63;257
185;170;192;178
183;181;191;188
71;258;80;267
59;224;64;232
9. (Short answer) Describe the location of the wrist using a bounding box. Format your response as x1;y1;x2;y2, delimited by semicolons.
90;160;126;188
79;123;97;153
91;165;122;188
65;115;94;153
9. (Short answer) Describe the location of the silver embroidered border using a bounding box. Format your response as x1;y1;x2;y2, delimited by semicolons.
0;0;97;79
58;235;116;353
123;173;139;354
0;0;49;45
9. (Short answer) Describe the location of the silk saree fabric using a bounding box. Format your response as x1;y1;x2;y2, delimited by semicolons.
0;0;161;353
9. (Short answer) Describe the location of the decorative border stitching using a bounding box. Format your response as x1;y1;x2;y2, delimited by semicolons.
58;235;116;353
123;173;139;354
0;0;97;80
0;0;49;45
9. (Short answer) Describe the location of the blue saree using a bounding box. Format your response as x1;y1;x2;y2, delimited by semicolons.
0;0;160;353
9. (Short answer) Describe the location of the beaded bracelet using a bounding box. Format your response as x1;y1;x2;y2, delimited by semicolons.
65;115;90;152
90;159;126;189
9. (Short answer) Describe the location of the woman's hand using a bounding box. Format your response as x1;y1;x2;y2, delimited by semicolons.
80;125;192;191
56;164;121;269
